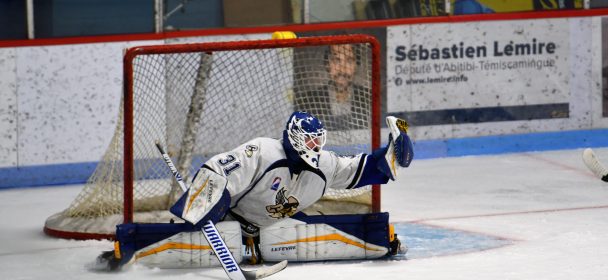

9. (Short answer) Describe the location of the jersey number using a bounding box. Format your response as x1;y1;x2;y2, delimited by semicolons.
218;154;241;176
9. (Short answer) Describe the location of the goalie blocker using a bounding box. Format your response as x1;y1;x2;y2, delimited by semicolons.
103;212;402;269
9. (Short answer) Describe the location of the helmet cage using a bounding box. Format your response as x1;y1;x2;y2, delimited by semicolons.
286;114;327;168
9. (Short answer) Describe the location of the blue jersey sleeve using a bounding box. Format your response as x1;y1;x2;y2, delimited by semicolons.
352;151;391;188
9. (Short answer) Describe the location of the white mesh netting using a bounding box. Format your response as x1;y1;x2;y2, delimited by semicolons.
44;36;379;239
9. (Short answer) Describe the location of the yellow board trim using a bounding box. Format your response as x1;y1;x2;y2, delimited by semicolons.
135;242;212;259
273;233;383;252
186;177;209;214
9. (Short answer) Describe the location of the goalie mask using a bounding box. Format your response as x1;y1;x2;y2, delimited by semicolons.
284;111;327;169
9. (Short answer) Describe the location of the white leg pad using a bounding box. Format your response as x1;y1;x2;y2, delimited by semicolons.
134;221;242;268
259;218;388;262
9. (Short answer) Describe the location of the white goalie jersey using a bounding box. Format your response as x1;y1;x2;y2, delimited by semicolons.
202;137;367;228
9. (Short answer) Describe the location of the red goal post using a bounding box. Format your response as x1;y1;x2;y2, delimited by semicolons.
44;34;382;240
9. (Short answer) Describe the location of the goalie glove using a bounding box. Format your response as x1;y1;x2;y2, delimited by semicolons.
373;116;413;180
170;167;230;226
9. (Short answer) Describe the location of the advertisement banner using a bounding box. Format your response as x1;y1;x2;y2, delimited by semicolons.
387;18;570;125
453;0;583;15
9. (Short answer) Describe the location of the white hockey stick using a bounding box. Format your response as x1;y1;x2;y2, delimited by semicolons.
155;143;288;280
582;148;608;183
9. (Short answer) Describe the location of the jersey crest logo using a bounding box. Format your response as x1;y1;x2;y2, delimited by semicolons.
266;188;299;219
245;145;259;157
271;177;281;191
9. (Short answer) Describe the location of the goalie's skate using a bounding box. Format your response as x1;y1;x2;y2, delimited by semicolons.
389;234;408;256
92;250;123;271
388;224;408;258
91;240;136;272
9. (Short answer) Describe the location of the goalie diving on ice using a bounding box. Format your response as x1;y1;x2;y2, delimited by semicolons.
96;111;414;275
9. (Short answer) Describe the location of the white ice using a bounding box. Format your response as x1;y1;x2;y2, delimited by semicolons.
1;148;608;280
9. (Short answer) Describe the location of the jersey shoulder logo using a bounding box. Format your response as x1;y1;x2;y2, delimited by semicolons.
265;187;299;219
245;145;259;157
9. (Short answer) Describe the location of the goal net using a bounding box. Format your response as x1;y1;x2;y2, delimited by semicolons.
44;34;381;240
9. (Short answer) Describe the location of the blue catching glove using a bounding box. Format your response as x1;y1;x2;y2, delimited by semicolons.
391;130;413;168
374;117;413;180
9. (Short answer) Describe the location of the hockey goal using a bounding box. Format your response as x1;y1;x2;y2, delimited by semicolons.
44;34;382;240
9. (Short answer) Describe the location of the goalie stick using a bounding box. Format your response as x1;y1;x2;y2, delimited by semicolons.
155;142;288;280
582;148;608;183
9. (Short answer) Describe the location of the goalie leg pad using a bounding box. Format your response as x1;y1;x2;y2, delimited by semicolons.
259;212;392;262
116;221;243;269
112;222;195;268
113;186;230;268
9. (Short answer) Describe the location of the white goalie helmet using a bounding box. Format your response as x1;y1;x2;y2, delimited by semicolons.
284;111;327;168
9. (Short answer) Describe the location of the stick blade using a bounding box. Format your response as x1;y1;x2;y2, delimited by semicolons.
582;148;608;182
243;260;288;280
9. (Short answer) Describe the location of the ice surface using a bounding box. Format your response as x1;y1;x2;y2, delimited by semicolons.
1;148;608;279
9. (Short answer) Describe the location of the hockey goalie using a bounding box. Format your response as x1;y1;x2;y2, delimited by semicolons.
97;111;413;271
